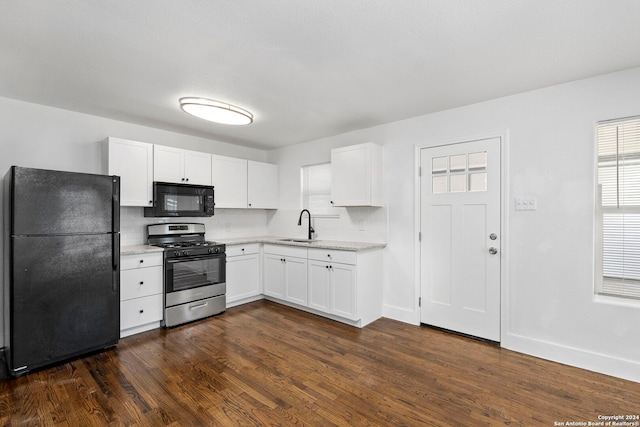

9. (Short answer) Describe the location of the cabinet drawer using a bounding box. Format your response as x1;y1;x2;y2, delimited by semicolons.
120;294;163;330
121;266;163;301
264;243;308;259
121;252;163;270
226;243;260;257
308;248;356;265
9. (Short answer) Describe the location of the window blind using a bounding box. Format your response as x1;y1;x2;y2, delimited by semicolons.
301;163;336;216
597;116;640;299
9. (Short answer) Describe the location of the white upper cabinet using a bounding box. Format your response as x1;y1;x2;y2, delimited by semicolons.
247;160;278;209
211;154;248;208
331;142;383;207
184;150;212;185
106;137;153;207
153;145;212;186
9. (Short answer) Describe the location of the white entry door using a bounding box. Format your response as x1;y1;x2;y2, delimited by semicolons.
420;137;501;341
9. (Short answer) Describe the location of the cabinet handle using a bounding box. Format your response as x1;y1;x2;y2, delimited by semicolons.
139;259;144;263
241;248;245;252
325;265;329;269
185;178;189;182
139;281;144;285
248;203;252;207
139;309;144;314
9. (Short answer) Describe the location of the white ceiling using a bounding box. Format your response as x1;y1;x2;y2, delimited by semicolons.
2;1;640;150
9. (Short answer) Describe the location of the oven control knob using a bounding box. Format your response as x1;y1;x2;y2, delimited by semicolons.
208;247;218;254
174;251;179;257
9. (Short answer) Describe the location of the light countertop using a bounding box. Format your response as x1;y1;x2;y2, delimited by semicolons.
121;244;165;256
121;237;386;256
215;236;386;251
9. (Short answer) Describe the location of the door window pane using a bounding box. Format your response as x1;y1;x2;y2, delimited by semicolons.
469;172;487;192
469;152;487;170
450;174;466;192
432;176;448;193
450;155;466;172
432;156;448;173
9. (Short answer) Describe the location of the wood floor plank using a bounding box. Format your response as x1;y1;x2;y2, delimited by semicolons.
2;300;640;426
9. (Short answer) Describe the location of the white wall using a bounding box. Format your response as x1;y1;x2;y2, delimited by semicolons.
268;67;640;382
0;97;270;348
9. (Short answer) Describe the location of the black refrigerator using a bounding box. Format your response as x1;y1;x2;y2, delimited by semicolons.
3;166;120;376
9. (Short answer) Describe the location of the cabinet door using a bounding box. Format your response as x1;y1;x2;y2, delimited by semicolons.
284;256;307;306
308;260;331;313
331;263;357;320
154;145;184;184
226;253;260;302
263;253;285;299
331;144;370;206
247;161;278;209
184;150;212;185
107;138;153;207
331;143;382;206
212;155;248;208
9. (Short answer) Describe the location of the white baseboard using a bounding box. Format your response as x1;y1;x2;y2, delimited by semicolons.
379;307;640;383
226;295;264;309
503;332;640;383
383;304;420;325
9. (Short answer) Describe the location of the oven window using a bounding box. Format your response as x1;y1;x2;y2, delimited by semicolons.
168;256;224;292
163;194;203;212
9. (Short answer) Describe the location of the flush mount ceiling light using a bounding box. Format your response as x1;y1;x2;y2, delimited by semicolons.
179;97;253;125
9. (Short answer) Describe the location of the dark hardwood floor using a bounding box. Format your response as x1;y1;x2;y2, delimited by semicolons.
2;300;639;426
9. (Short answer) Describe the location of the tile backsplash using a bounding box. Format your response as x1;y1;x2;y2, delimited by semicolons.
266;208;387;243
120;207;269;246
120;206;387;246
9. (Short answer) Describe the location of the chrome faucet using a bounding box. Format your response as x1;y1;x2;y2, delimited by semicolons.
297;209;315;240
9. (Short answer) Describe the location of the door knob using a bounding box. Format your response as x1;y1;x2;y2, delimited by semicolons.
489;247;498;255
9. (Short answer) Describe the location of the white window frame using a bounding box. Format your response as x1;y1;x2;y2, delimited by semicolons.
300;162;339;218
595;115;640;300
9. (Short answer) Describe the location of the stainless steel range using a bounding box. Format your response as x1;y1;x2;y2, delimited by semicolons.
147;223;226;327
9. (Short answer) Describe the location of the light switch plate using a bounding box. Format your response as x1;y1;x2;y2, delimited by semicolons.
515;197;537;211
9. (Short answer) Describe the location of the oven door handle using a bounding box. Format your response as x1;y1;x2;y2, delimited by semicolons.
166;254;225;264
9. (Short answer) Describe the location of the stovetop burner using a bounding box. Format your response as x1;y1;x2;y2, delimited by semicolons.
158;241;220;249
146;223;226;258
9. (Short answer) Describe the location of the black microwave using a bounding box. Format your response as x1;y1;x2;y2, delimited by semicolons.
144;182;215;217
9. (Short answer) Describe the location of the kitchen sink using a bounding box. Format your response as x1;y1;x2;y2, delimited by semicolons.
277;238;314;244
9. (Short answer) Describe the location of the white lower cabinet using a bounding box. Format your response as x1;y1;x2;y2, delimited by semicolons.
307;247;382;327
226;243;261;307
308;250;357;320
120;252;164;338
308;260;357;320
261;244;383;328
263;244;308;306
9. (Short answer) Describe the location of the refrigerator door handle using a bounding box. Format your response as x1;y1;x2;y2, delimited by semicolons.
112;176;120;233
113;233;120;293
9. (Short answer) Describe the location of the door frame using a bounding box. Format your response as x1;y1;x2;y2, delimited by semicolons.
414;131;510;343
